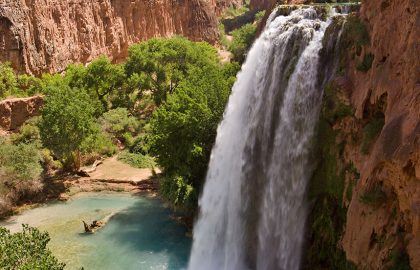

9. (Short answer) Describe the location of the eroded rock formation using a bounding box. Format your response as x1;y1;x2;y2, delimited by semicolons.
0;95;43;131
0;0;220;75
341;0;420;268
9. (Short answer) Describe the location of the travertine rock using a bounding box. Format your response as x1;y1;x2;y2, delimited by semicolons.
250;0;307;11
0;95;43;131
0;0;221;75
341;0;420;269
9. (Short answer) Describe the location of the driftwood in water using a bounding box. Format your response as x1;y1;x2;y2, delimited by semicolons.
82;212;115;233
78;159;104;177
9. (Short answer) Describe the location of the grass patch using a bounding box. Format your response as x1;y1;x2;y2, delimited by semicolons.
118;151;156;169
357;53;374;72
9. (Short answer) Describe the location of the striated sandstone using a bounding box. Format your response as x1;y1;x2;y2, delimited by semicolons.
0;0;220;75
250;0;308;11
0;95;43;131
340;0;420;269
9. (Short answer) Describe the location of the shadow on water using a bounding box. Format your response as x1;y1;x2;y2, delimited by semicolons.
101;196;192;269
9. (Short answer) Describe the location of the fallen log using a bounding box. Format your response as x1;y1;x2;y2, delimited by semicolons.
82;212;115;233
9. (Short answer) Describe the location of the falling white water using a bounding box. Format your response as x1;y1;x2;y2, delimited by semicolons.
189;7;338;270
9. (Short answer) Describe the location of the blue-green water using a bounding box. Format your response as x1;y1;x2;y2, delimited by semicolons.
0;193;191;270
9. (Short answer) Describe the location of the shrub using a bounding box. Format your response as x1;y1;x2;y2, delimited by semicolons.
341;14;370;50
10;117;42;147
80;124;117;157
130;135;150;155
159;175;196;210
228;23;257;63
357;53;374;72
0;225;65;270
117;151;156;169
99;108;140;143
359;185;387;206
361;116;384;154
0;142;42;184
389;248;412;270
0;63;19;99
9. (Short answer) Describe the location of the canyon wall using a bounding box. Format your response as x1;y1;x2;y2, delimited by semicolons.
0;0;222;75
250;0;307;11
341;0;419;268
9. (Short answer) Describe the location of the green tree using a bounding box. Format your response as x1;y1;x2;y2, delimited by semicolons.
65;59;126;114
39;85;96;170
0;225;65;270
148;63;235;208
0;62;18;98
229;23;257;63
125;37;219;105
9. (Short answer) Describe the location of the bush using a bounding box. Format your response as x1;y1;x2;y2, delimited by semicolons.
0;225;65;269
0;142;42;184
99;108;140;144
159;175;197;210
361;116;384;154
117;151;156;169
357;53;374;72
341;14;370;50
228;23;257;63
359;185;387;206
130;135;150;155
80;124;117;157
0;63;19;99
10;117;42;147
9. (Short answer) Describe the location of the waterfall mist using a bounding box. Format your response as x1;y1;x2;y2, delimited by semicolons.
188;7;345;270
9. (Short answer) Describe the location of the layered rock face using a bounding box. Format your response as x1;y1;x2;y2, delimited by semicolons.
250;0;307;11
0;96;43;131
0;0;220;75
341;0;420;268
212;0;245;15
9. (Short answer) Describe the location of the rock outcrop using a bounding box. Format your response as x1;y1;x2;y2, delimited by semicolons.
250;0;307;11
0;95;43;131
340;0;419;269
0;0;220;75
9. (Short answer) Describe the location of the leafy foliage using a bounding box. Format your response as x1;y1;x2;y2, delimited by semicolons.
99;108;140;143
0;63;18;98
10;117;42;147
0;225;65;270
125;37;219;105
0;142;42;184
357;53;374;72
117;151;156;169
148;57;236;208
228;23;257;63
39;85;96;170
361;116;384;154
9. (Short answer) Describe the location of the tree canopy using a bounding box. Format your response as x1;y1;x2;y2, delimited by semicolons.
39;85;96;170
0;225;65;270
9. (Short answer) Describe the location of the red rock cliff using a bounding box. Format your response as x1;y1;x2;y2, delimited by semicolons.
340;0;419;269
0;95;43;132
0;0;220;75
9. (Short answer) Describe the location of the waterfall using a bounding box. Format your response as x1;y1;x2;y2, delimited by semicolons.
188;7;344;270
